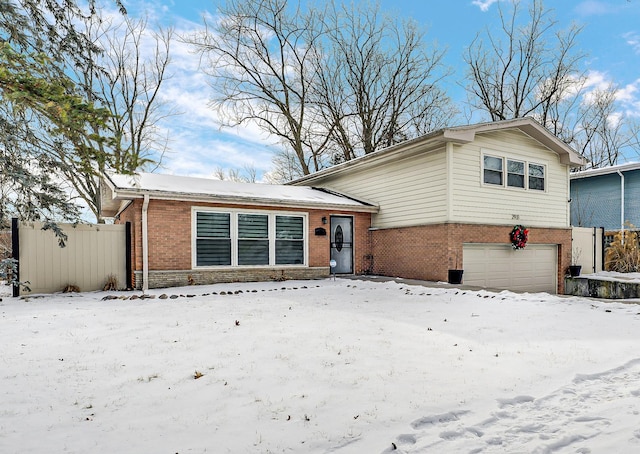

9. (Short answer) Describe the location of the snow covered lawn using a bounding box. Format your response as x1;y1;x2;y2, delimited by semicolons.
1;278;640;453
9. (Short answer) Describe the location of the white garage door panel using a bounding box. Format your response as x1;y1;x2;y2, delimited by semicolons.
463;244;557;293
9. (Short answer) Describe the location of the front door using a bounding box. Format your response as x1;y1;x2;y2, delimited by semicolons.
330;215;353;274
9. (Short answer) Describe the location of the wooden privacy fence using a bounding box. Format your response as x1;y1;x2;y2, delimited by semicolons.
571;226;604;274
12;219;130;296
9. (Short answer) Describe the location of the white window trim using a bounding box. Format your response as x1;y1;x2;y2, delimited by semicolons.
192;207;308;269
481;152;547;192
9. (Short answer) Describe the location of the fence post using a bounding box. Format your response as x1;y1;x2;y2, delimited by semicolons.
11;218;19;297
125;222;132;290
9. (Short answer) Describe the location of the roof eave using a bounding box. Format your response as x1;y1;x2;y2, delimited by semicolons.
570;162;640;179
105;187;379;213
290;118;585;185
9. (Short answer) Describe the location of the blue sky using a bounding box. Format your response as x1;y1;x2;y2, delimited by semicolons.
121;0;640;180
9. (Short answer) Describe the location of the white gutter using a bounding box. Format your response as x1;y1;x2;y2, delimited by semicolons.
142;194;149;292
617;170;625;244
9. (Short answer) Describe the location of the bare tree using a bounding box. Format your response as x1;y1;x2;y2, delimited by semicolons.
314;1;455;162
573;84;639;168
68;14;175;222
185;0;329;176
463;0;640;168
186;0;454;178
464;0;585;138
212;165;258;182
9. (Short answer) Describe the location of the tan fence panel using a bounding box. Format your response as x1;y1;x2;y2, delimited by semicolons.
571;226;604;274
19;222;126;294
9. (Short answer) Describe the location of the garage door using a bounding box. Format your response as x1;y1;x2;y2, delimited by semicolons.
462;243;557;293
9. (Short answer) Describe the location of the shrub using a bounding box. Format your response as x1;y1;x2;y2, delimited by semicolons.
605;224;640;272
103;274;119;291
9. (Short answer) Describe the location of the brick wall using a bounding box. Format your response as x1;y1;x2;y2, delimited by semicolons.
117;199;372;289
370;222;571;293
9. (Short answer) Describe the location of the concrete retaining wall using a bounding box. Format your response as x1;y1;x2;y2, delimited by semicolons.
565;276;640;299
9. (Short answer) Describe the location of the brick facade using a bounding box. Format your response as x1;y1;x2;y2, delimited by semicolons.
370;223;571;294
117;199;372;290
117;199;569;293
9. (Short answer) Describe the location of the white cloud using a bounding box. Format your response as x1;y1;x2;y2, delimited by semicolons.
97;3;283;179
583;70;611;92
574;1;611;16
471;0;500;12
617;79;640;118
623;32;640;54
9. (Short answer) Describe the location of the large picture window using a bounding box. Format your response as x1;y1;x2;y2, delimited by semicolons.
483;154;545;191
194;210;306;267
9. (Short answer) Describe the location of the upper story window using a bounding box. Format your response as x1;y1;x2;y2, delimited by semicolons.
507;160;525;188
483;156;503;185
483;154;545;191
529;164;545;191
194;209;306;268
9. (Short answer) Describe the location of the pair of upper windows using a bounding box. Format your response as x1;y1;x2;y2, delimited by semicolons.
483;156;545;191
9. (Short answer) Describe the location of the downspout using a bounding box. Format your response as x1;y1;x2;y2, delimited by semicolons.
446;142;454;221
617;170;625;244
142;194;149;293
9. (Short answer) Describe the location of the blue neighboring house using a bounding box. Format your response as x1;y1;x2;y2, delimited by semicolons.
570;162;640;231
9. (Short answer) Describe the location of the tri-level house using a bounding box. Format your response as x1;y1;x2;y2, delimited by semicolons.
101;117;584;294
290;117;584;294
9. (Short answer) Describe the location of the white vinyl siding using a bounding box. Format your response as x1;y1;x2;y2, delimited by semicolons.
305;148;448;229
452;130;569;228
293;129;571;230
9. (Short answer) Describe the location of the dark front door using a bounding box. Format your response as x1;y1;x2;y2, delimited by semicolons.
330;215;353;274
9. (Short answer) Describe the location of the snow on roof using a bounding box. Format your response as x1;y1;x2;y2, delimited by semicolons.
107;172;375;210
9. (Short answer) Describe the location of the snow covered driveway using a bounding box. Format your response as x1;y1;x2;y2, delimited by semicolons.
1;279;639;453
